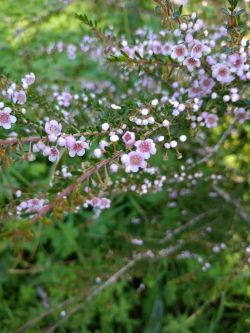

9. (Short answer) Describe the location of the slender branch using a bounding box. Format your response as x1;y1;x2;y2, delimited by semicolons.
213;185;250;223
160;209;217;244
0;131;105;146
188;120;236;170
43;245;181;333
31;151;123;223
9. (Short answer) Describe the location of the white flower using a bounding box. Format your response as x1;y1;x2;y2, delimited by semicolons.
170;140;177;148
180;135;187;142
93;148;102;158
101;123;110;131
111;104;121;110
110;163;119;173
110;134;119;142
151;99;158;106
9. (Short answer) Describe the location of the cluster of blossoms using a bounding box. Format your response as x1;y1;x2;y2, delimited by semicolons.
121;137;156;173
85;196;111;210
32;121;90;162
17;198;46;215
0;2;249;221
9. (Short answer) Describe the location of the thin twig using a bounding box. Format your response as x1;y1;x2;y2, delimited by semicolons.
188;120;236;169
213;185;250;223
31;150;123;223
160;209;217;243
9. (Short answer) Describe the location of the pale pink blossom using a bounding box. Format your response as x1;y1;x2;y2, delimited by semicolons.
122;131;135;147
22;72;36;86
0;107;16;129
68;140;88;157
188;83;203;98
199;76;215;94
13;90;27;105
99;198;111;209
234;108;249;124
228;53;245;73
162;43;172;55
27;198;44;212
171;44;188;62
48;147;60;162
134;139;156;159
191;42;204;58
212;64;234;84
121;151;147;172
45;120;62;142
65;135;76;148
202;113;218;128
183;57;200;71
150;41;162;55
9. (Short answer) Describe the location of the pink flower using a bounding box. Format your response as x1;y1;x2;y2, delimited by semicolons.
45;120;62;142
228;53;245;73
190;42;204;58
134;139;156;159
58;92;72;107
150;41;163;55
183;57;200;72
162;43;172;55
90;197;101;208
212;64;234;84
68;140;88;157
121;151;147;172
13;90;27;105
100;198;111;209
122;131;135;147
234;108;249;124
22;72;36;86
27;198;45;212
202;113;218;128
65;135;76;148
0;107;16;129
199;76;215;94
48;147;60;162
171;44;188;62
188;83;203;98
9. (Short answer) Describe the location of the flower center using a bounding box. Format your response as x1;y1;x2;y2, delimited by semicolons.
130;155;142;165
139;141;150;152
218;68;227;77
0;112;10;124
74;142;83;152
176;46;184;56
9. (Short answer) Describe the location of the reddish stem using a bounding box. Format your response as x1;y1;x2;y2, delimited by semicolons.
31;150;123;223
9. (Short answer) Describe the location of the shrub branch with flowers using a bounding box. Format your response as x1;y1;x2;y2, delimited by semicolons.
0;0;249;332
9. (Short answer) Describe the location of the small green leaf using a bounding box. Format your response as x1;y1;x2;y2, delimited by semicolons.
235;9;245;16
221;8;229;16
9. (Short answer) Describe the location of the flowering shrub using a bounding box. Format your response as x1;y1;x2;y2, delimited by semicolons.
0;0;249;224
0;0;249;332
